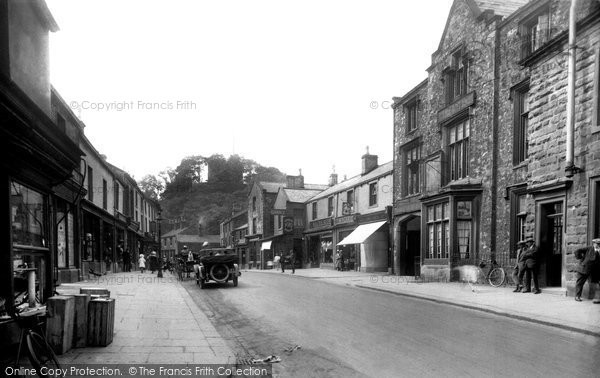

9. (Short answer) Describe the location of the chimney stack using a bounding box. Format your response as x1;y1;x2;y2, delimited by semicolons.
362;146;378;175
286;170;304;189
328;165;338;186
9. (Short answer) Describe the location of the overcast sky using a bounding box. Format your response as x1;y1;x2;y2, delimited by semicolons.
47;0;453;184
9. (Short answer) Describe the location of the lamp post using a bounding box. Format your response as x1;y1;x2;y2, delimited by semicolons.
157;210;163;278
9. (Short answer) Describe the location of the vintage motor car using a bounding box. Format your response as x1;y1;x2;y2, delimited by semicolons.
196;253;240;288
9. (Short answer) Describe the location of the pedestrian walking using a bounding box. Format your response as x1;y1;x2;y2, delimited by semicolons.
521;237;541;294
138;253;146;273
512;240;527;292
572;238;600;303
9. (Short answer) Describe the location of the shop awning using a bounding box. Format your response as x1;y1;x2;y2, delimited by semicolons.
261;241;272;250
337;221;387;245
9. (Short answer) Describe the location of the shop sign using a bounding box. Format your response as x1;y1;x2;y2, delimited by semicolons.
309;218;333;229
335;214;357;226
283;217;294;234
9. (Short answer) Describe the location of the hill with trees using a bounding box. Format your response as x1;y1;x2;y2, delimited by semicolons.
138;154;286;235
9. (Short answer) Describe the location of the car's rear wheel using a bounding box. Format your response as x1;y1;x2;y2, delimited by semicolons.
210;264;230;283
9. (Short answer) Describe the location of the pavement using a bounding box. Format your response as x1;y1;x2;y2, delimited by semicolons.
253;267;600;337
57;271;236;365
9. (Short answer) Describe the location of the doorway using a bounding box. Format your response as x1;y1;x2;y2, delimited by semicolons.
539;201;563;287
398;216;421;276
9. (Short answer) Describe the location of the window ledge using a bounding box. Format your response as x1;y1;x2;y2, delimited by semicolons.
512;161;528;171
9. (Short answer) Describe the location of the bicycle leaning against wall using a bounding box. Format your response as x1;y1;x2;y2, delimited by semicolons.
2;277;61;377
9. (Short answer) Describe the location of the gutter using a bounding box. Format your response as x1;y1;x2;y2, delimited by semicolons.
565;0;581;177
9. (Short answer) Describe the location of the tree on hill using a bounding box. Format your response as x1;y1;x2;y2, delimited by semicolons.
156;154;286;235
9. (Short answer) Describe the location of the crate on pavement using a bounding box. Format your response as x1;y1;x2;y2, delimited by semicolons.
71;293;90;348
79;287;110;298
46;295;75;355
87;298;115;347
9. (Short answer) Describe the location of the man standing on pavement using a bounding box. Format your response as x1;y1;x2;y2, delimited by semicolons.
572;238;600;303
512;240;527;292
521;237;541;294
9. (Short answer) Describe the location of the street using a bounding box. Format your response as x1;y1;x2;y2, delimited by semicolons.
182;271;600;378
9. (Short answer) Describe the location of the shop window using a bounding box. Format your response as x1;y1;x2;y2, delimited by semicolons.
513;80;530;164
447;119;470;181
510;191;528;258
426;202;449;259
369;182;378;206
56;201;72;269
321;238;333;263
456;201;472;260
11;182;49;303
520;7;550;59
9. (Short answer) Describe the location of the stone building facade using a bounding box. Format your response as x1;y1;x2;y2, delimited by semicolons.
392;0;600;297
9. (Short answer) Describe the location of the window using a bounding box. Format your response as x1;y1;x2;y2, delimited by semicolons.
447;119;470;181
293;209;304;227
405;144;421;196
513;82;530;164
328;197;334;217
520;7;550;58
277;215;282;229
87;166;94;201
426;202;449;259
343;190;355;214
114;182;120;211
57;114;66;133
456;201;472;260
406;100;418;132
252;217;257;234
369;182;378;206
252;196;256;212
312;202;318;220
11;182;49;302
102;179;107;210
444;48;468;104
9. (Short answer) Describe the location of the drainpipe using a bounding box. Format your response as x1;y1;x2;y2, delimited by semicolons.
565;0;579;177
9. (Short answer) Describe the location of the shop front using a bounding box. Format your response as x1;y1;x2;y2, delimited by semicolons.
337;221;389;272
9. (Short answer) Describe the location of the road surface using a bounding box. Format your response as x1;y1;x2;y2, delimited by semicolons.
182;271;600;377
